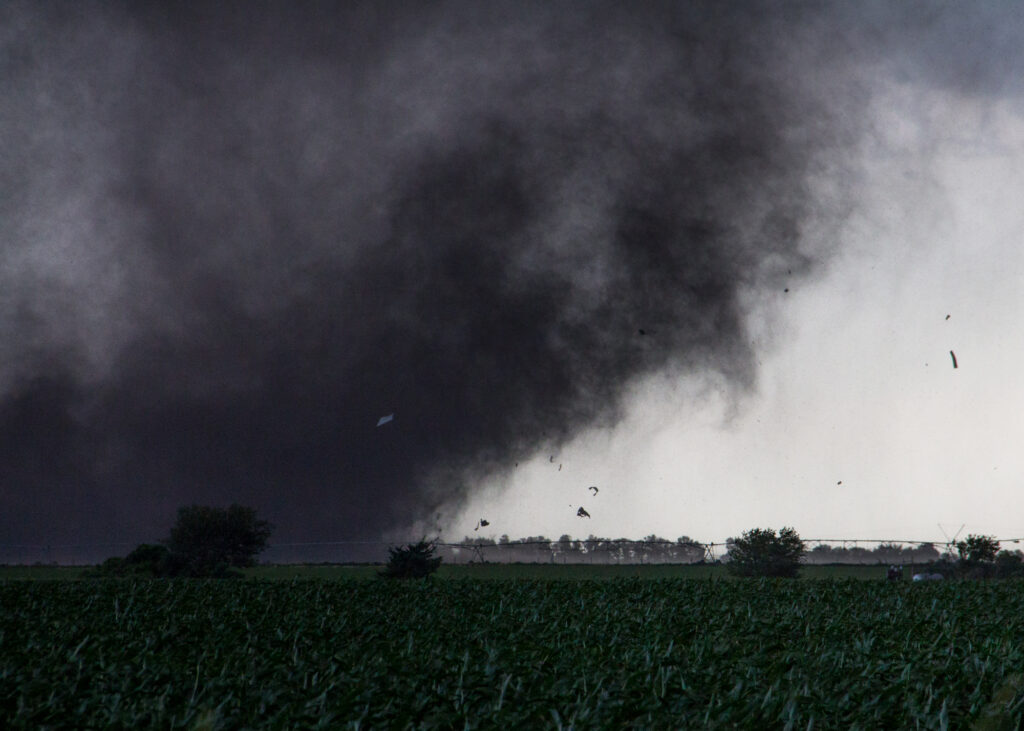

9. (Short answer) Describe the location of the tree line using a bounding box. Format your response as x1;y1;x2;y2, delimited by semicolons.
443;535;1024;566
91;503;1024;578
442;534;707;564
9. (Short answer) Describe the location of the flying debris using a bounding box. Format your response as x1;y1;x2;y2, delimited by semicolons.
950;350;958;369
376;413;394;427
577;507;591;518
474;519;490;531
638;328;646;335
837;480;842;485
549;455;555;463
945;314;951;320
783;288;789;293
558;463;562;471
588;486;599;495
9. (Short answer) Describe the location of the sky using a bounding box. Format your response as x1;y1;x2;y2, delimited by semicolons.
3;2;1024;560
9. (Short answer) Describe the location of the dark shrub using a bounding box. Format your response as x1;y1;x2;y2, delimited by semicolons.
125;543;171;575
994;550;1024;579
88;556;128;577
89;544;170;578
380;540;442;579
726;527;805;578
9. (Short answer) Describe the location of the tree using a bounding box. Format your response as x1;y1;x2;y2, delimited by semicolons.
956;534;1000;564
726;527;805;578
380;539;442;579
166;504;273;577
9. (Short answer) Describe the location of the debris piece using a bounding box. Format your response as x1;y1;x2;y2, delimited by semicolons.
576;507;591;518
474;519;490;531
945;314;950;320
639;329;646;335
950;350;958;368
549;455;555;463
588;486;599;495
376;413;394;427
837;480;842;485
784;288;789;293
558;464;562;471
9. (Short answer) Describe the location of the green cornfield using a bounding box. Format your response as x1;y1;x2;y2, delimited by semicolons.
3;578;1023;729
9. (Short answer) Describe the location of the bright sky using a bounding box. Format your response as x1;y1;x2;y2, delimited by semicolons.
453;82;1024;547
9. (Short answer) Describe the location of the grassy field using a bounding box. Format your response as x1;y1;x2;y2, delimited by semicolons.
3;575;1024;728
0;562;888;581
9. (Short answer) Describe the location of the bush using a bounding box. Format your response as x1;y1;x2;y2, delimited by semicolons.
165;504;274;577
125;543;172;575
994;550;1024;579
727;527;805;578
379;540;442;579
88;544;173;578
86;556;128;578
915;557;955;580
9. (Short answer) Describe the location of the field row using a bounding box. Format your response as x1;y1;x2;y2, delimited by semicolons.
3;578;1024;728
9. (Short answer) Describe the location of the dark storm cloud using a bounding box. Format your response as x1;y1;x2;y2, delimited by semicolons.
8;1;1002;549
